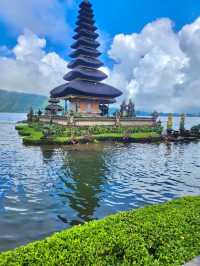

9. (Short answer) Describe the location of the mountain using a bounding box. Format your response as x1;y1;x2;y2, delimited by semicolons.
0;90;47;113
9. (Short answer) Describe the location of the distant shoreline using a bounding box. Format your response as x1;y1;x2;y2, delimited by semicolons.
1;111;200;117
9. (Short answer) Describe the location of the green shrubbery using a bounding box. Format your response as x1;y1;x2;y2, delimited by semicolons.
15;124;43;145
86;125;162;136
191;124;200;133
15;123;163;145
0;196;200;265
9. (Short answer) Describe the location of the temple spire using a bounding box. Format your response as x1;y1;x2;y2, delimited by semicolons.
64;0;106;83
51;0;122;116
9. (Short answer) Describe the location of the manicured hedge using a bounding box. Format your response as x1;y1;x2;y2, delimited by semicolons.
16;123;162;145
0;197;200;265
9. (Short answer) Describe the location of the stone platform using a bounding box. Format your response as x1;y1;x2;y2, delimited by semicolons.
39;115;156;128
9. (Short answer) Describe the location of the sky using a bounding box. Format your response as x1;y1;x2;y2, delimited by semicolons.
0;0;200;112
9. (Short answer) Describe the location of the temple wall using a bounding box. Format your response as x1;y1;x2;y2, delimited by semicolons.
79;101;99;114
39;116;155;127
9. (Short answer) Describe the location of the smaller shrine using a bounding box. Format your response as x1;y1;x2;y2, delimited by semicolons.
120;99;136;118
45;98;63;116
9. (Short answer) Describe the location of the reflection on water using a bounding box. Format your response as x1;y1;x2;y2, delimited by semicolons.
0;113;200;252
57;145;107;225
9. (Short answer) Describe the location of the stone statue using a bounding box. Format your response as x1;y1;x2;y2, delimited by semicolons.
179;113;185;134
115;112;121;126
167;113;173;134
152;111;159;122
120;100;126;117
127;99;136;117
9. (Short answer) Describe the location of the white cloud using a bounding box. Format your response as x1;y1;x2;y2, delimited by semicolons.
106;18;200;112
1;16;200;112
0;30;68;95
0;0;71;43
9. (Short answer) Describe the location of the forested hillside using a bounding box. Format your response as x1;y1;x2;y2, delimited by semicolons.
0;90;47;113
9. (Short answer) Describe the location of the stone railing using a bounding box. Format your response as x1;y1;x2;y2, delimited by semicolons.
39;115;156;127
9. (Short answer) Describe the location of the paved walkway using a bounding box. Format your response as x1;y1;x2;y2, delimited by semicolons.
184;256;200;266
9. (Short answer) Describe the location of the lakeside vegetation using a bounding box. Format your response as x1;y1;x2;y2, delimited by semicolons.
15;123;163;145
0;90;47;113
0;196;199;265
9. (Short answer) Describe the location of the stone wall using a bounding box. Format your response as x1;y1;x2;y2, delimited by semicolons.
39;115;156;127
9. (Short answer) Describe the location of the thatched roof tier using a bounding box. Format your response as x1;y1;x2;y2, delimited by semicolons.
50;0;122;102
75;24;97;33
48;98;60;104
79;9;94;18
71;38;100;49
79;1;92;9
64;67;107;82
68;56;103;69
69;46;101;58
51;80;122;99
73;30;99;40
77;16;95;25
45;104;63;112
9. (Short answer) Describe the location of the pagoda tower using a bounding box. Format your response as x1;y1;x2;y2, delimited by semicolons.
51;0;122;116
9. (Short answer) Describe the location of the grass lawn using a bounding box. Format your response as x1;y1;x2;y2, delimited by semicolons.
0;196;199;265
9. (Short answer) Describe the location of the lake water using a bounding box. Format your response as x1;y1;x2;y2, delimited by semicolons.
0;113;200;252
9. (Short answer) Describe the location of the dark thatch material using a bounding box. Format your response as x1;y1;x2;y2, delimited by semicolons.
51;80;122;98
79;1;92;8
76;21;97;31
69;46;101;58
76;16;95;26
45;104;63;112
79;10;94;18
49;98;60;104
71;38;100;49
64;67;107;82
73;30;99;40
75;25;97;32
50;0;122;100
68;56;103;69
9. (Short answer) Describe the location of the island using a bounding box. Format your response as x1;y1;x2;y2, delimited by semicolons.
16;0;162;146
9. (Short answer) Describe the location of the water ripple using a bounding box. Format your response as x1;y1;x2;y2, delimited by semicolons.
0;114;200;251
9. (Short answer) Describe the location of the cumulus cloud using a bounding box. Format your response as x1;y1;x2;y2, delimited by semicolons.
0;30;67;95
0;0;71;43
106;18;200;112
1;16;200;112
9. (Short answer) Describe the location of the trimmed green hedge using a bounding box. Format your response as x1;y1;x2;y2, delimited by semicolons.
0;197;200;265
16;123;162;145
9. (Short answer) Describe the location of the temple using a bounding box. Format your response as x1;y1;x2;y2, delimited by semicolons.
50;0;122;116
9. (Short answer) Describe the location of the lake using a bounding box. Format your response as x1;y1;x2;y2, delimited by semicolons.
0;113;200;252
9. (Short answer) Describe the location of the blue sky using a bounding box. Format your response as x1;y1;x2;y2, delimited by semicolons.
0;0;200;112
0;0;200;60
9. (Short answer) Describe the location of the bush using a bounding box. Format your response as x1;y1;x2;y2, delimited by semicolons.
191;124;200;133
16;123;163;146
0;196;200;266
16;123;43;145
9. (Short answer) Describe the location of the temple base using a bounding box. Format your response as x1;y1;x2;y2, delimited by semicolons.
39;115;156;128
61;95;116;116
